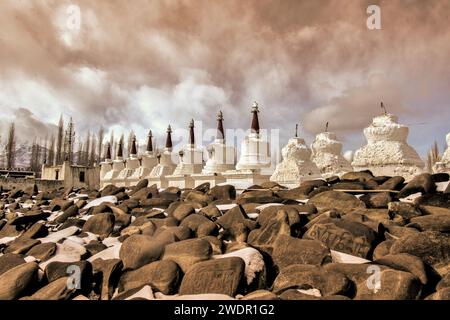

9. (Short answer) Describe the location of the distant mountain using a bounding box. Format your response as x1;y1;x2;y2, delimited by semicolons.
0;142;37;169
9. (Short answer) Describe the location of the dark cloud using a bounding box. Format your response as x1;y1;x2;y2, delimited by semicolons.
0;0;449;156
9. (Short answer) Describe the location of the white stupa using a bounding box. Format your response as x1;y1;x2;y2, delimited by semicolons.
166;119;203;188
116;136;140;187
352;103;424;180
223;102;272;187
101;139;126;187
99;142;113;189
270;124;322;187
124;130;158;186
148;125;177;188
192;111;236;187
311;123;353;177
432;133;450;173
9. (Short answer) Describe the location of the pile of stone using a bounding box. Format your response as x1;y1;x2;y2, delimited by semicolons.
0;171;449;300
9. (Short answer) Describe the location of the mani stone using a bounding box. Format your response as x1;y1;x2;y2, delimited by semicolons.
272;264;351;297
179;257;245;297
82;212;115;238
271;235;331;270
303;218;377;258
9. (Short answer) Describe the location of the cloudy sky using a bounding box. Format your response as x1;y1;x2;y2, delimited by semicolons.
0;0;449;158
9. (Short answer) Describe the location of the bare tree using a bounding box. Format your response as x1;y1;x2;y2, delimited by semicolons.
47;135;55;166
109;130;115;159
66;117;75;164
97;126;104;163
89;137;97;166
127;130;135;158
76;138;83;165
55;115;64;165
426;140;441;172
83;131;91;166
6;122;16;169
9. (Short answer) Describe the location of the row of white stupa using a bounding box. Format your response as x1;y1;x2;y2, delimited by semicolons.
99;102;450;189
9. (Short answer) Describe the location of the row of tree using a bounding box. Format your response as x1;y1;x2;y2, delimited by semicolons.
0;115;142;173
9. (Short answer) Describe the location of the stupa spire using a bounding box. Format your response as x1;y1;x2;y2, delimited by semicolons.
165;125;173;149
217;110;225;140
117;139;123;159
325;122;329;133
381;102;387;115
130;135;137;156
146;130;153;153
251;101;260;134
189;119;195;145
105;142;111;160
295;123;299;137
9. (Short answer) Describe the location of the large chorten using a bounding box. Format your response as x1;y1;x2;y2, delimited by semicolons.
311;125;353;177
192;111;236;187
270;125;322;187
223;102;272;187
352;105;424;180
433;133;450;173
101;138;126;187
166;119;203;188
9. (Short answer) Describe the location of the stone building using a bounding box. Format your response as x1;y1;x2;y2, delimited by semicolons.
41;160;100;190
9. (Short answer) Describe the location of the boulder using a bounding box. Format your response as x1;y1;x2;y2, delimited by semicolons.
355;269;421;300
390;231;450;275
162;238;212;273
247;210;291;253
360;192;392;209
272;235;331;270
27;277;76;300
179;257;245;296
119;234;164;270
92;258;123;300
398;173;436;198
374;253;428;285
308;191;366;214
406;215;450;232
26;242;57;261
272;264;351;297
119;260;181;295
55;205;79;224
414;193;450;209
0;262;39;300
378;176;405;191
4;237;40;254
0;253;26;276
208;185;236;200
388;202;422;220
303;218;378;258
82;212;115;238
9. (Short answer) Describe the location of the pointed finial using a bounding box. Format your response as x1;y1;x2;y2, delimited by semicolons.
146;130;153;153
381;102;387;115
117;139;123;158
217;110;225;140
250;101;260;134
165;125;173;149
217;110;224;121
189;119;195;145
130;135;137;156
105;142;111;160
325;122;329;132
252;101;259;113
295;124;299;137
